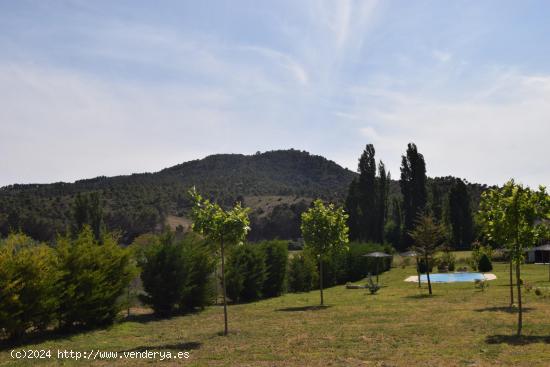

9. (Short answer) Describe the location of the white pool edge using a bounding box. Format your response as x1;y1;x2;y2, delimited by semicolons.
404;273;497;283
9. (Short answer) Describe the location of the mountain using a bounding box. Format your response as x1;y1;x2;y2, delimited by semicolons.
0;150;357;243
0;149;491;244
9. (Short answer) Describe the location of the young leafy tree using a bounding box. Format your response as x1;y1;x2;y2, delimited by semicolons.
478;180;549;336
189;188;250;336
300;199;349;305
408;215;445;295
479;188;515;306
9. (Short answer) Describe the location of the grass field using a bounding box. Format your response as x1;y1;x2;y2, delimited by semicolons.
1;262;549;366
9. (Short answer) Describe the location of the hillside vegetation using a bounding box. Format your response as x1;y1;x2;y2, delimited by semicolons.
0;149;488;244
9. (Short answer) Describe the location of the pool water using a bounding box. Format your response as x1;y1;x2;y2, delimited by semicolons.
419;272;488;283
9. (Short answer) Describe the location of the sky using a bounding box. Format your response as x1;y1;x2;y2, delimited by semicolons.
1;0;549;188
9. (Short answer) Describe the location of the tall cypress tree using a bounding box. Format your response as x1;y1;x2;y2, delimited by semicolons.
344;178;361;240
400;143;427;249
345;144;390;243
430;182;443;223
357;144;377;241
72;192;104;240
375;162;389;243
448;179;473;248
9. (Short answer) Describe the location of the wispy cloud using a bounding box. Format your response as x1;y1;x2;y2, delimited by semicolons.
1;1;549;188
347;70;550;187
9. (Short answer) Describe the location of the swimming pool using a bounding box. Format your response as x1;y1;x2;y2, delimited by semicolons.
405;272;497;283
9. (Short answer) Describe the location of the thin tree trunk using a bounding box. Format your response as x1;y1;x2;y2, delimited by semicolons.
220;237;228;336
509;258;515;307
425;254;432;295
319;258;324;306
416;257;421;288
516;259;523;337
127;284;131;318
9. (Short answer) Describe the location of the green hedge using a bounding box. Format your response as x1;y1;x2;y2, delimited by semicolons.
0;227;135;340
139;231;215;316
0;234;61;339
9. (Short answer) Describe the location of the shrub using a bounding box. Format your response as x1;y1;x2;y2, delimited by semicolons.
58;226;135;327
288;253;317;292
437;249;456;272
226;244;266;302
261;240;288;298
139;232;215;315
475;279;489;292
0;234;61;339
316;242;394;285
477;253;493;273
179;233;217;311
470;242;493;271
417;258;434;274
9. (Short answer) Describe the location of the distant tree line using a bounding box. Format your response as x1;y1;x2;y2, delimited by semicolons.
345;142;487;250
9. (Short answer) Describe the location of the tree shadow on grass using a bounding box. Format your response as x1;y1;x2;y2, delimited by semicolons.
124;307;204;324
276;305;332;312
124;313;160;324
486;335;550;345
402;294;440;299
474;306;535;314
120;341;201;353
0;326;105;351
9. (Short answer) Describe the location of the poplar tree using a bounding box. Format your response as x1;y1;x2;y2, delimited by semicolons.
400;143;427;248
448;179;473;248
357;144;377;241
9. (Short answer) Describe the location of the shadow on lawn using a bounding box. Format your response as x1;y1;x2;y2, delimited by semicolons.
474;306;534;314
0;326;103;351
486;335;550;345
402;294;440;299
120;341;201;353
276;305;332;312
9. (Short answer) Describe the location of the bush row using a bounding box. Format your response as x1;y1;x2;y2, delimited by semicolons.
0;227;134;340
287;242;394;292
226;240;288;302
136;231;216;316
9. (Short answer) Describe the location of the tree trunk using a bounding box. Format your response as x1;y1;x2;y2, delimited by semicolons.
516;259;523;337
220;237;228;336
127;285;131;318
509;258;514;307
425;254;432;295
319;257;324;306
416;257;421;288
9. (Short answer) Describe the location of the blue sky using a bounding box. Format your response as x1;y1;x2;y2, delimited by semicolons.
1;0;549;187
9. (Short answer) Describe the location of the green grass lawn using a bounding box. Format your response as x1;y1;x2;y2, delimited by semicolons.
2;263;550;366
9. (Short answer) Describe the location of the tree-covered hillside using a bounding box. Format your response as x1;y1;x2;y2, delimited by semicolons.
0;150;356;243
0;148;490;245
